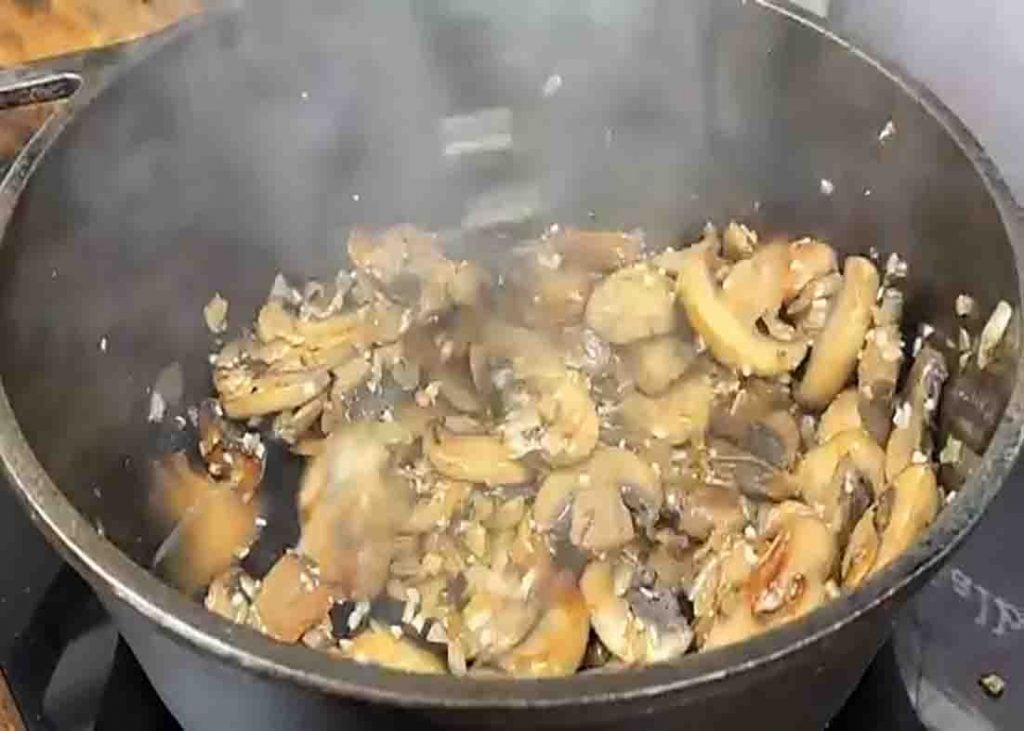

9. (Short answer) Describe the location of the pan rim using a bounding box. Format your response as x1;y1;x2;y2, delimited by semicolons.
1;0;1023;710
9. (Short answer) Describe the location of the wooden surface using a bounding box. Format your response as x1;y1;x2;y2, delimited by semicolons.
0;671;24;731
0;0;199;157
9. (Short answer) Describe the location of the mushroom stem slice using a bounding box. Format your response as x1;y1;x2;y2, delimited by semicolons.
675;246;808;376
796;256;880;410
425;427;532;486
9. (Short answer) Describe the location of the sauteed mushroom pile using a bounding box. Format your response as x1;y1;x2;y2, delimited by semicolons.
152;222;1014;676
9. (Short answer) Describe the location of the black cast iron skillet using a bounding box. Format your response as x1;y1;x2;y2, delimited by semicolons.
1;1;1023;729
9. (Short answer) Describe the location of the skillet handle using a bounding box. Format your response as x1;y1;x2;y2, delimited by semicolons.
0;72;83;112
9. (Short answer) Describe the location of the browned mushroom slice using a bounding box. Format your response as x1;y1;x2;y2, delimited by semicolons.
495;579;590;677
620;374;713;445
783;239;839;300
674;245;808;376
534;447;662;553
455;566;544;661
720;242;790;328
704;439;799;502
704;505;836;650
431;359;486;414
547;228;644;272
253;553;333;643
841;506;879;589
796;256;880;410
585;264;677;344
884;345;948;481
220;369;331;420
818;388;890;446
346;225;454;319
673;483;745;541
580;559;693;664
154;483;259;596
792;429;885;531
345;629;446;674
872;464;939;573
622;334;697;396
425;426;531;486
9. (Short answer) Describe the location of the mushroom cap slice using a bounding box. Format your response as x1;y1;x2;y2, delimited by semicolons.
534;447;662;553
796;256;880;410
621;374;713;445
580;560;693;664
675;246;808;376
585;264;677;345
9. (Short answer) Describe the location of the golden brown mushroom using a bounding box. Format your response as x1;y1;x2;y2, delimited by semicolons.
796;256;880;410
675;245;808;376
585;264;677;345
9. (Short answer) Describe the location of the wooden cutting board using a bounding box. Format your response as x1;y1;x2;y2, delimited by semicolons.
0;0;199;157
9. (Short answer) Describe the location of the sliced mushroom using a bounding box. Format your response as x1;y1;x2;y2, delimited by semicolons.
873;464;939;573
720;242;790;329
885;345;948;481
431;360;486;414
154;484;259;596
547;228;644;272
534;447;663;553
817;389;862;444
220;369;331;420
941;366;1010;454
346;628;446;674
533;371;600;466
796;256;880;410
858;323;903;403
347;225;454;320
584;264;677;345
622;335;697;396
425;426;531;486
455;566;543;661
253;553;333;643
704;505;836;649
792;429;885;531
674;245;808;376
580;559;693;664
620;374;713;445
673;483;745;542
783;238;839;299
495;579;590;677
513;260;593;328
840;506;879;589
704;439;798;502
405;479;474;533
